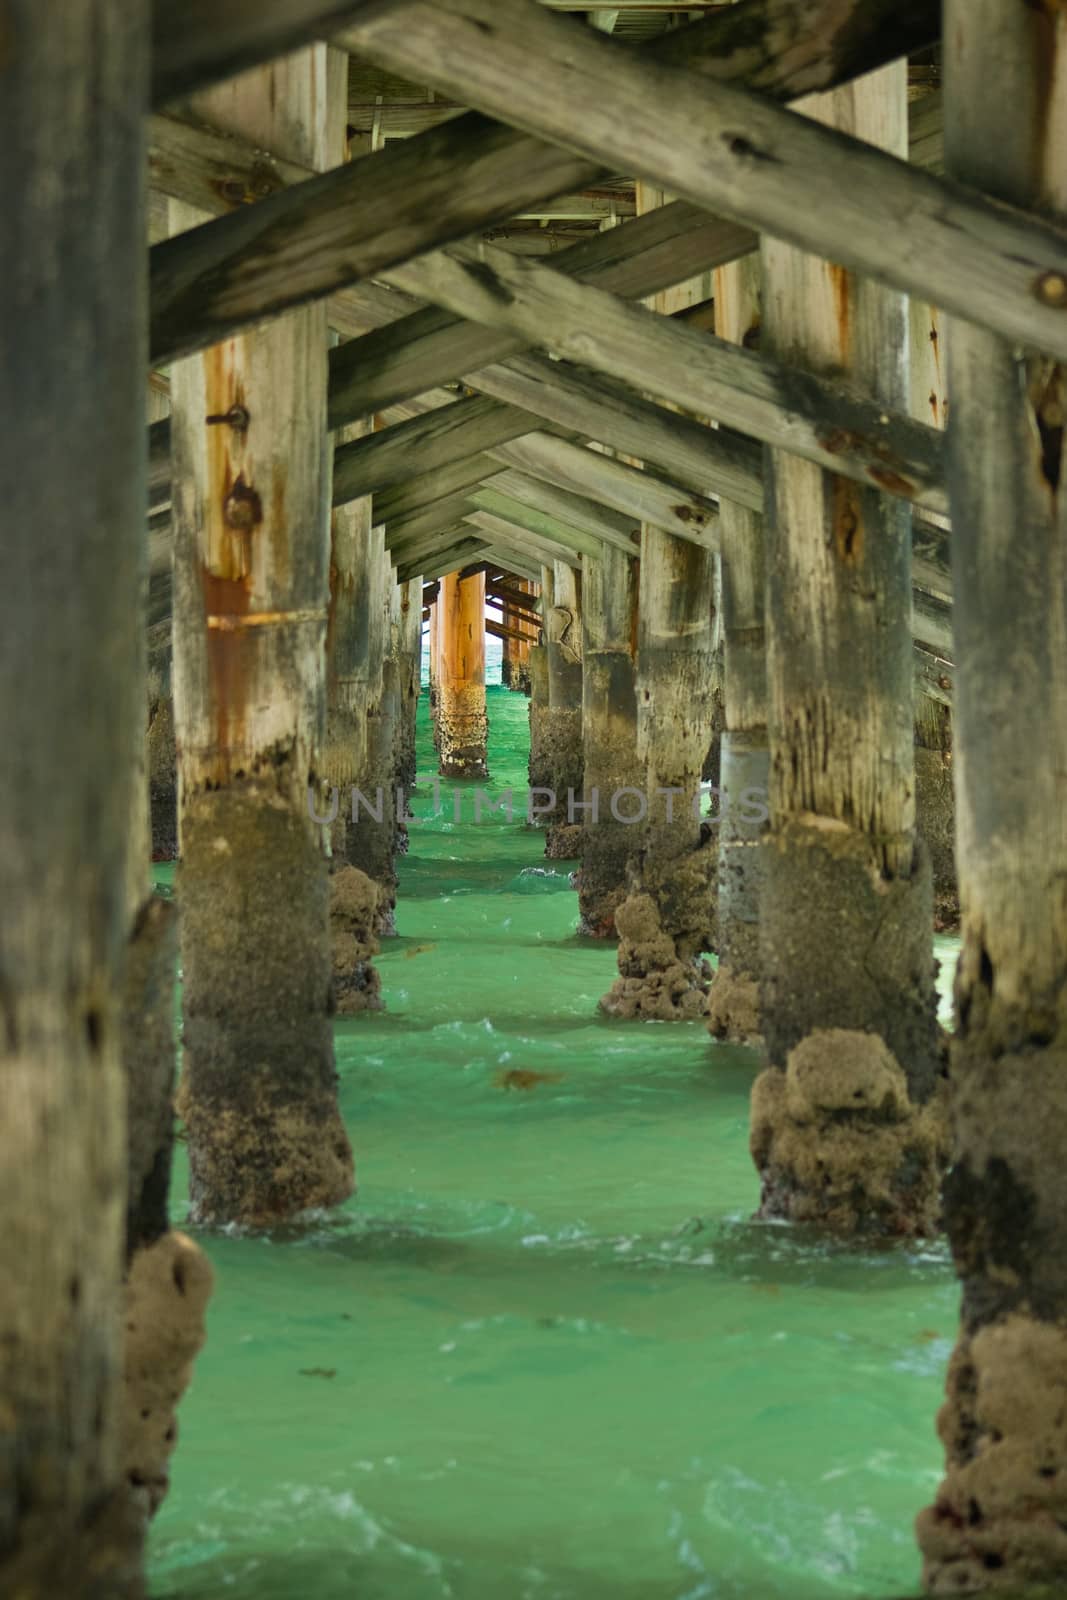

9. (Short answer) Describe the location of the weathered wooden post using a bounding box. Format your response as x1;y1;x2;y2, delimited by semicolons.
543;559;584;856
122;581;212;1532
601;529;718;1017
437;569;489;778
333;522;398;938
146;383;179;863
527;578;552;798
910;300;958;931
514;579;534;693
917;5;1067;1587
0;1;151;1588
396;576;423;806
429;591;442;752
501;592;518;689
322;56;389;1009
750;63;944;1236
577;546;641;937
324;415;385;1009
707;251;769;1044
600;179;717;1017
170;51;354;1225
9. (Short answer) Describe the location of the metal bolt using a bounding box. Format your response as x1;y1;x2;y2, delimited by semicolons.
1035;271;1067;309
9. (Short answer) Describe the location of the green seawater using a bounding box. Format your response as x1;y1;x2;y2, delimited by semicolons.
149;685;960;1600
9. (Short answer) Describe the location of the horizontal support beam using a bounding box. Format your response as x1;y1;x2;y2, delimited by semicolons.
914;646;954;708
488;432;719;550
465;509;584;570
480;468;638;551
383;493;478;549
152;0;942;372
399;538;491;584
340;0;1067;361
470;489;610;561
151;105;628;367
371;454;500;523
486;618;540;647
387;239;950;516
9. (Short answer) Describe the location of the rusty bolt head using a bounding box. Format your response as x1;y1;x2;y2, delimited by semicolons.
1035;271;1067;309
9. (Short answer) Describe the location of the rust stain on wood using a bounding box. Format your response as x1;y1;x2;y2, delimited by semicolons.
200;344;261;771
827;263;853;360
269;461;290;591
671;504;710;527
817;426;918;503
867;463;917;498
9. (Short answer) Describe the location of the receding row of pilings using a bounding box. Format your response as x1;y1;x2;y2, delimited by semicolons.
4;2;1067;1594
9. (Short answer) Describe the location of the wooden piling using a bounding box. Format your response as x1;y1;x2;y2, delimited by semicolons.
0;2;149;1589
917;5;1067;1587
514;579;534;694
543;559;584;856
601;179;717;1018
910;299;958;931
146;383;180;863
707;249;769;1044
577;546;641;938
524;636;550;800
169;51;353;1226
750;62;943;1237
438;571;489;779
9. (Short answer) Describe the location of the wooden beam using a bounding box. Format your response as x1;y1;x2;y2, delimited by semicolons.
398;539;490;585
332;393;549;504
488;432;719;550
338;0;1067;362
383;493;479;550
479;471;637;552
387;238;950;515
326;70;947;423
153;0;940;374
150;108;629;366
329;201;755;424
486;618;540;647
475;547;543;585
370;454;501;524
467;508;585;572
151;0;369;107
388;522;478;571
148;113;422;341
469;490;606;562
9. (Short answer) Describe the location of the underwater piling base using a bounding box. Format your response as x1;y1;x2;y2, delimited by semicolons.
178;784;354;1225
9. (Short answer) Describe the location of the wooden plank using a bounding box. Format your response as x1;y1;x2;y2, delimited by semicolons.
339;0;1067;362
486;617;540;646
438;352;767;509
387;520;476;569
